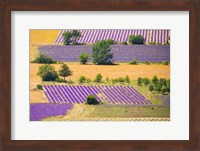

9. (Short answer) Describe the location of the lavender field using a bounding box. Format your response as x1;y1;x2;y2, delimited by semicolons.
39;44;170;62
43;85;151;105
54;29;170;44
30;103;73;121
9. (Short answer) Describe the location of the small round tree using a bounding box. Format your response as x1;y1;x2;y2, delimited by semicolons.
86;95;99;105
79;53;89;64
58;64;73;81
151;75;158;85
94;73;103;82
149;84;154;92
63;31;72;45
142;78;150;86
71;30;81;44
137;77;142;86
37;64;58;81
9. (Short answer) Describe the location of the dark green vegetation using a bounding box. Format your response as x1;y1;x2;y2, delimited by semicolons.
32;54;56;64
94;73;103;82
86;95;99;105
36;84;43;90
128;35;144;44
92;40;113;65
129;59;137;65
137;76;170;95
63;30;82;45
58;64;73;81
162;60;169;65
79;52;89;64
37;64;58;81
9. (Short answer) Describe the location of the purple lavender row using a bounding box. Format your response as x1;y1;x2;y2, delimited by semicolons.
30;103;73;121
43;85;151;105
39;44;170;62
53;29;170;44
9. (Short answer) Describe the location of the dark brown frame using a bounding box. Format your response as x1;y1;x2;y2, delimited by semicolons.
0;0;200;151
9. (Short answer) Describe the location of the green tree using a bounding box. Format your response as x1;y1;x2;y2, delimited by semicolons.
128;35;144;44
94;73;103;82
159;78;167;87
78;76;86;83
32;54;56;64
92;40;113;65
86;95;99;105
71;30;81;44
137;77;142;85
58;64;73;81
142;78;150;86
151;75;158;85
79;53;89;64
37;64;58;81
63;31;72;45
149;84;154;92
154;83;162;92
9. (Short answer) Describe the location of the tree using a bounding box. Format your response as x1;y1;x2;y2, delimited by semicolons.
159;78;167;87
79;53;89;64
32;54;56;64
37;65;58;81
63;31;72;45
137;77;142;85
151;75;158;85
94;73;103;82
92;40;113;65
71;30;81;44
154;83;162;92
142;78;150;86
149;84;154;92
128;35;144;44
58;64;73;81
129;59;137;65
86;95;99;105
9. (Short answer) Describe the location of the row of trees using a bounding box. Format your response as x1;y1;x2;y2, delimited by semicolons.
37;64;73;81
137;76;170;94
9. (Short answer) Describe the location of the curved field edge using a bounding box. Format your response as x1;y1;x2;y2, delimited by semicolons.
42;104;170;121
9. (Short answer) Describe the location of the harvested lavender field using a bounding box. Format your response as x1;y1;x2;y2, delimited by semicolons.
38;44;170;62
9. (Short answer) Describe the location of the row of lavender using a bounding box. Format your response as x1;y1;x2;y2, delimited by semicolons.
53;29;170;44
39;44;170;62
30;103;73;121
43;85;151;105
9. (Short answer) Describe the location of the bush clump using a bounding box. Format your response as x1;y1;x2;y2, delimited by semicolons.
86;95;99;105
78;76;86;83
36;84;43;90
128;35;144;44
106;39;116;45
142;78;150;86
162;61;169;65
129;59;137;65
94;73;103;82
32;54;56;64
79;53;89;64
137;77;142;86
37;64;58;81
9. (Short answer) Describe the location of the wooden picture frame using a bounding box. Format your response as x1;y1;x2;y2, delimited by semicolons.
0;0;199;150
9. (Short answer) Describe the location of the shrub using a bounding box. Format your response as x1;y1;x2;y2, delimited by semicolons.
67;79;74;84
79;52;89;64
36;84;43;90
148;41;156;45
92;40;113;65
86;95;99;105
129;59;137;65
144;61;150;65
162;60;169;65
137;77;142;85
106;77;110;82
106;39;116;45
151;75;158;85
58;64;73;81
37;65;58;81
78;76;86;83
142;78;150;86
63;30;81;45
149;84;154;92
154;83;162;92
161;86;170;95
94;73;103;82
128;35;144;44
32;54;56;64
86;78;92;83
56;78;65;83
159;78;167;87
124;75;130;83
121;41;128;45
